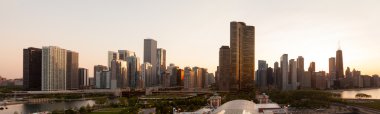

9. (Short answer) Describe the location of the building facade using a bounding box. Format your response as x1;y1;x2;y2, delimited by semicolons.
230;22;255;90
41;46;67;91
23;47;42;91
144;39;158;86
219;46;231;91
78;68;88;89
157;48;166;86
66;51;79;90
280;54;288;91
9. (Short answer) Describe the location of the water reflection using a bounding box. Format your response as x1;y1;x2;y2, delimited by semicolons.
340;88;380;99
0;100;95;114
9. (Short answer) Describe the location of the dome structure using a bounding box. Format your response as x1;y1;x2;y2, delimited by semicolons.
212;100;258;114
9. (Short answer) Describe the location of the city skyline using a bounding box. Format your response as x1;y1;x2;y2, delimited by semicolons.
1;0;380;79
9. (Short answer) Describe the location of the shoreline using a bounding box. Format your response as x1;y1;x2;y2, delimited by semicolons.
325;87;380;93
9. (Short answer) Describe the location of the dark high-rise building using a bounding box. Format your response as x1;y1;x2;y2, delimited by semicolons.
274;62;281;89
219;46;231;91
309;62;316;88
230;21;255;90
267;67;274;87
296;56;304;89
329;57;337;88
78;68;88;89
144;39;158;86
280;54;288;91
94;65;108;87
66;51;79;90
23;47;42;91
336;49;344;85
257;60;268;89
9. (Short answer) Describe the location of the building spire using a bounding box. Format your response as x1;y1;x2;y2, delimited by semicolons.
338;40;341;50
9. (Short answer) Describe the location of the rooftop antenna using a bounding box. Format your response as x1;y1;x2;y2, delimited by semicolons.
338;40;341;50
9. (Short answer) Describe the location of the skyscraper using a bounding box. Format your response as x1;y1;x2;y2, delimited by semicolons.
296;56;304;88
118;50;135;60
128;56;140;88
201;68;209;89
257;60;268;89
23;47;42;91
167;64;178;86
336;49;344;87
66;51;79;90
289;59;297;90
329;57;336;88
280;54;288;91
118;50;140;88
108;51;119;68
177;69;185;86
144;39;158;86
267;67;274;87
274;62;281;89
184;67;194;90
95;70;110;89
193;66;202;90
230;21;255;90
78;68;88;89
111;60;128;89
41;46;67;91
157;48;166;86
94;65;108;79
141;62;153;88
309;62;316;88
219;46;231;91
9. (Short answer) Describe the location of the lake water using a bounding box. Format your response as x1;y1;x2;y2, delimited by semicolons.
339;88;380;99
0;100;95;114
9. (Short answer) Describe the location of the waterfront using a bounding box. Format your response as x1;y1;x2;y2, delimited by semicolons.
0;100;95;114
333;88;380;99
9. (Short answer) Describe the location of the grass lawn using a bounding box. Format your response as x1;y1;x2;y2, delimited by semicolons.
89;108;125;114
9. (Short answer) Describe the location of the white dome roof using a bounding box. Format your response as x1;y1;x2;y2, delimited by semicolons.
212;100;258;114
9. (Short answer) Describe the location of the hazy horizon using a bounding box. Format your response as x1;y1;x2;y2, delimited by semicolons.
1;0;380;79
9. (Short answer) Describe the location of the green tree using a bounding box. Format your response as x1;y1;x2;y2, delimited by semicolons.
118;97;128;106
79;106;86;114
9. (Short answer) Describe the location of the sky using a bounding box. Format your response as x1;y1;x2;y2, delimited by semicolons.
0;0;379;79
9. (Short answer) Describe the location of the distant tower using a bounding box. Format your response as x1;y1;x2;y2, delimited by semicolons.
296;56;304;89
289;59;297;90
329;57;336;88
219;46;231;91
257;60;268;89
144;39;158;86
309;62;316;88
336;46;344;88
280;54;288;91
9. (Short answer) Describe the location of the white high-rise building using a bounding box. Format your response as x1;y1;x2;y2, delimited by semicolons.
280;54;288;91
95;70;110;89
41;46;67;91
